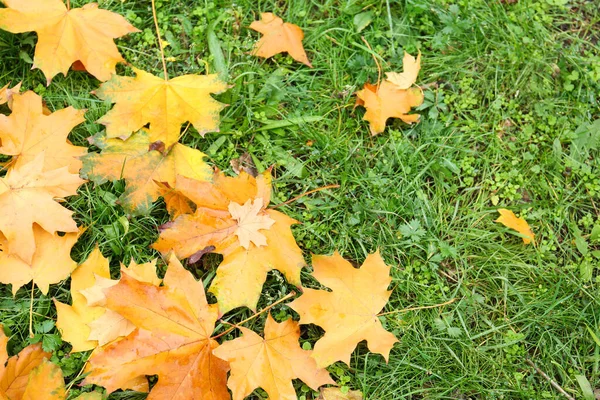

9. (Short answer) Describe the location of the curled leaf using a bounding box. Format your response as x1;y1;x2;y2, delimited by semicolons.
495;209;535;244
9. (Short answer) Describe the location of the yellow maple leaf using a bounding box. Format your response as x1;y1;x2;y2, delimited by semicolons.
289;251;398;368
0;153;84;264
495;209;535;244
0;82;21;106
213;313;334;400
54;247;113;352
250;13;312;67
355;81;423;136
228;198;275;248
319;388;364;400
81;130;212;215
95;68;228;147
0;0;137;84
0;91;86;173
0;225;77;295
83;255;230;399
209;210;304;314
0;0;138;83
153;170;273;257
153;171;305;314
385;51;421;89
155;181;196;219
56;250;162;353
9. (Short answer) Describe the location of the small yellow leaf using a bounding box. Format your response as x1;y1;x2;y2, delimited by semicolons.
495;209;535;245
228;198;275;249
386;51;421;89
0;82;21;106
319;387;364;400
355;81;423;136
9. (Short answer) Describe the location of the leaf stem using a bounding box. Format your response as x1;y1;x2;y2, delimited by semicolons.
378;298;457;317
270;184;340;209
151;0;168;81
28;281;34;338
212;292;295;340
361;36;382;88
525;358;575;400
65;347;96;394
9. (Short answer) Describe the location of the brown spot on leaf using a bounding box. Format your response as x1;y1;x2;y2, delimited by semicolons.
149;140;166;154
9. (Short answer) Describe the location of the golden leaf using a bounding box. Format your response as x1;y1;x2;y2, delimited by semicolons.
495;209;535;244
213;314;334;400
95;68;228;147
0;0;138;83
289;251;398;368
250;13;312;67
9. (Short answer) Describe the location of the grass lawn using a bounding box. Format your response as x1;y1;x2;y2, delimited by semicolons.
0;0;599;398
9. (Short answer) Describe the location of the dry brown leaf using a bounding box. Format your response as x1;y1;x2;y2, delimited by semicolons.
213;313;334;400
83;255;230;399
0;91;86;173
95;67;228;147
0;153;84;264
495;209;535;244
289;251;398;368
250;13;312;67
0;0;138;83
81;130;212;215
355;81;423;136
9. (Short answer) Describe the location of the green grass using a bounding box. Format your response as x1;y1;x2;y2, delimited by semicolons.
0;0;599;398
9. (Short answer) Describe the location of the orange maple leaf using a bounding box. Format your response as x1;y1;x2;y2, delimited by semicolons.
386;51;422;90
355;81;423;136
155;181;196;219
83;255;230;399
495;209;535;244
153;170;305;314
289;251;398;368
0;91;86;173
0;0;139;83
0;153;84;264
0;225;77;295
95;68;228;147
213;313;334;400
55;247;113;353
56;249;162;359
81;130;212;215
0;328;97;400
250;13;312;67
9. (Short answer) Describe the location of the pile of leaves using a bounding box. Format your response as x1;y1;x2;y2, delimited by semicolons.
0;1;539;399
0;1;427;399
